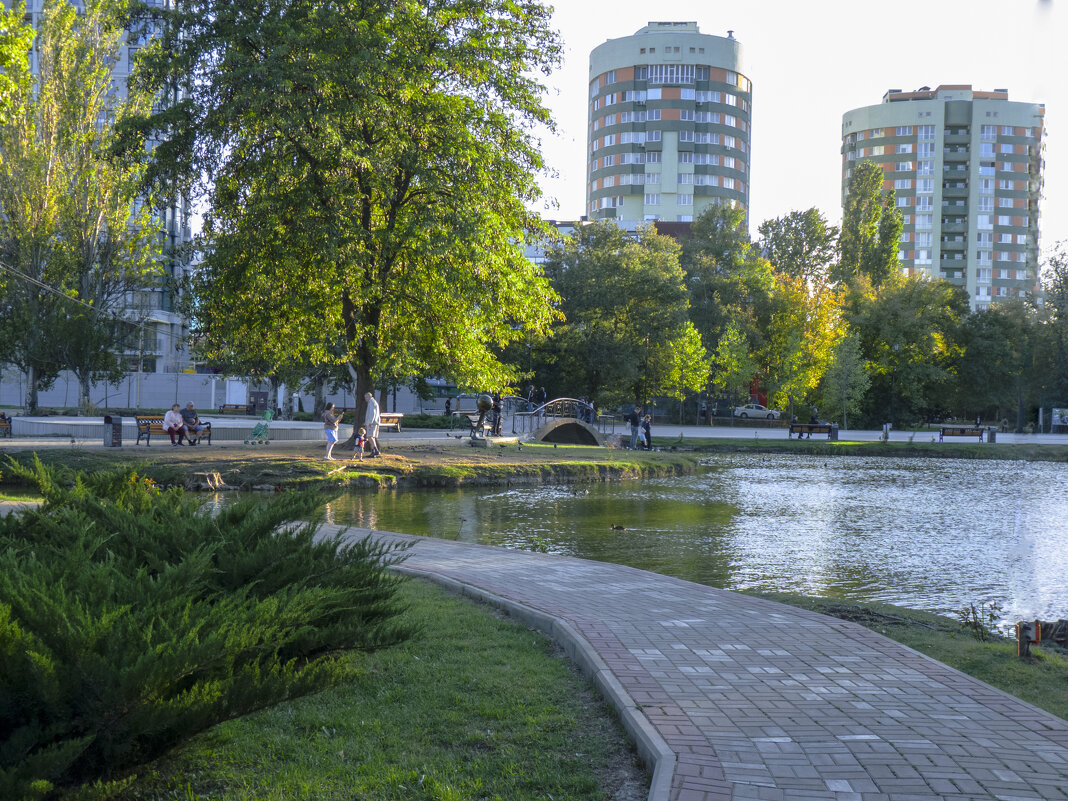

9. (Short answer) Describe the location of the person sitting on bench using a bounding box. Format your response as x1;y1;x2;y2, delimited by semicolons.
163;404;187;446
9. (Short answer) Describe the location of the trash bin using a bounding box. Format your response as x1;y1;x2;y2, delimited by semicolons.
103;415;122;447
987;426;996;444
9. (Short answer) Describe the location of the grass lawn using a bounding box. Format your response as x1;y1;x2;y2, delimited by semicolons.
116;578;646;801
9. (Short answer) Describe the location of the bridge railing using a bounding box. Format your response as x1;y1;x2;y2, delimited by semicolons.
511;397;617;437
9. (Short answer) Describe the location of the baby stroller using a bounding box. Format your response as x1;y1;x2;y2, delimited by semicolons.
244;409;273;445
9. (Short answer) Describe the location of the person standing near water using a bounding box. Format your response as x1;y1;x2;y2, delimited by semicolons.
364;391;381;458
322;402;342;460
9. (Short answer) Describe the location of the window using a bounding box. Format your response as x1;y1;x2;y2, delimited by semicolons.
1017;252;1028;262
647;88;662;100
978;268;992;282
620;132;644;144
1016;269;1029;280
601;154;615;167
725;93;737;107
998;215;1012;226
998;233;1013;243
601;134;615;147
1002;125;1014;136
981;124;996;139
603;114;616;126
1000;160;1014;172
917;160;932;175
723;156;735;169
644;193;660;205
894;179;911;190
1017;234;1027;245
605;70;616;84
997;268;1010;279
604;93;617;106
678;152;693;163
998;197;1013;208
679;109;695;122
648;109;661;121
918;142;935;157
623;90;646;103
647;130;661;142
647;63;695;84
915;249;931;265
915;232;932;247
997;251;1011;262
680;88;695;100
998;179;1013;190
896;161;912;172
977;196;993;212
980;143;994;157
696;90;719;103
896;143;913;154
917;125;935;140
676;215;693;222
871;128;883;137
1000;143;1013;154
724;114;736;127
645;152;662;163
979;178;994;193
916;214;933;230
723;135;736;148
977;232;993;246
644;173;660;185
722;178;734;190
696;66;709;80
677;194;693;206
977;214;993;230
602;175;614;188
870;145;885;156
678;173;694;184
916;196;932;210
896;196;910;208
896;126;912;136
678;130;694;142
979;161;995;176
916;178;933;193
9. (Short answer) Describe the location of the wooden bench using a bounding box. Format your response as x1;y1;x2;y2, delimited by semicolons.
218;403;251;414
939;426;985;442
0;413;11;437
788;422;838;441
380;412;403;432
136;416;212;446
455;411;494;437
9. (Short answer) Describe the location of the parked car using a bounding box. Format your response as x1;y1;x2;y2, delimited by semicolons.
733;403;780;420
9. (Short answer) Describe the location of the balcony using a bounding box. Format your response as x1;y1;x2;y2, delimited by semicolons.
941;221;968;234
943;133;970;145
942;185;969;198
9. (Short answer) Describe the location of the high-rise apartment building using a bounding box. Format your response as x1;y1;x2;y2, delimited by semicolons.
842;85;1044;309
587;22;752;226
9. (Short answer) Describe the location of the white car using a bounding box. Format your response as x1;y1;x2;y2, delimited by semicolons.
733;403;780;420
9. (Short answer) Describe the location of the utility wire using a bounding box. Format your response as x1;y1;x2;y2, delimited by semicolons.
0;258;144;323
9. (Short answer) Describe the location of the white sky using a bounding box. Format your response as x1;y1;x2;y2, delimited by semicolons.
534;0;1066;256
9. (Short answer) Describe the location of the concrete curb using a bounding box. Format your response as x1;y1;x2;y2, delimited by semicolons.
393;565;676;801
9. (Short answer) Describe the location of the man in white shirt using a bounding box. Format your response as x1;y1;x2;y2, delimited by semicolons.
363;391;382;458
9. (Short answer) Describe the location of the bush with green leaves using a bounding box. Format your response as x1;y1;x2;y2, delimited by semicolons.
0;457;414;799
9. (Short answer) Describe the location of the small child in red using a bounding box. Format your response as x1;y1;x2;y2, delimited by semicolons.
353;426;367;460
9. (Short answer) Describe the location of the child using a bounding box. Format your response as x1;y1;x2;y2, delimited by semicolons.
353;426;367;460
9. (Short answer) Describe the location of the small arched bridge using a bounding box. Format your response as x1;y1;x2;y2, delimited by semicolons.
511;397;617;445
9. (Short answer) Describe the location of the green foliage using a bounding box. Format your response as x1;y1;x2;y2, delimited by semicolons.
757;208;839;282
0;3;32;124
817;332;870;429
0;0;161;415
0;457;414;798
129;0;563;421
541;221;702;406
956;600;1005;642
835;160;902;287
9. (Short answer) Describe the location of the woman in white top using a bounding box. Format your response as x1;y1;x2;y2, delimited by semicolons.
163;404;187;446
322;402;343;460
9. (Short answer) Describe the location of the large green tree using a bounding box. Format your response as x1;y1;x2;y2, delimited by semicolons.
542;222;706;406
835;160;902;287
131;0;563;419
757;208;839;282
0;0;160;413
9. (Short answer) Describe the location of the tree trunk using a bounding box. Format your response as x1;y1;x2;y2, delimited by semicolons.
313;376;326;419
78;373;92;415
841;380;848;430
279;383;294;420
24;367;39;415
1016;383;1025;434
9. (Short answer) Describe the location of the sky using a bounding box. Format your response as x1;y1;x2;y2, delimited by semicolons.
533;0;1066;257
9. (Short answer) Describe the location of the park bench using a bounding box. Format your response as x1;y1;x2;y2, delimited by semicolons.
0;413;11;437
939;426;985;442
218;403;251;414
454;411;495;437
136;415;212;446
380;412;403;432
788;422;838;441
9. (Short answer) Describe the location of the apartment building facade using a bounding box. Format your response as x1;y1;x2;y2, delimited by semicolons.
842;85;1044;309
587;22;752;226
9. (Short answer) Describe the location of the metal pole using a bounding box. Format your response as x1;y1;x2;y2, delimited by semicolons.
136;320;144;410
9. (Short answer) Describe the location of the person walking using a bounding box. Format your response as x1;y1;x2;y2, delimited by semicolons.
641;414;652;450
163;403;187;446
626;406;641;449
322;402;343;460
364;391;381;457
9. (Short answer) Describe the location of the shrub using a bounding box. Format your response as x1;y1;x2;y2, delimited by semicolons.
0;457;414;799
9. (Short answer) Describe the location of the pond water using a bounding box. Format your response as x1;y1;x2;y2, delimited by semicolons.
321;453;1068;625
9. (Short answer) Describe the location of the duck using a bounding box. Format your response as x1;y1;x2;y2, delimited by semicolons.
610;524;625;531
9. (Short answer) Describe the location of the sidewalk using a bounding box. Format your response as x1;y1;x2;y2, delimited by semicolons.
341;528;1068;801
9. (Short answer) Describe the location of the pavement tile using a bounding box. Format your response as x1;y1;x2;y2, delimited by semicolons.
358;531;1068;801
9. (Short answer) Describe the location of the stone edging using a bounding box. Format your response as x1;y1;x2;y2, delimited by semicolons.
393;565;676;801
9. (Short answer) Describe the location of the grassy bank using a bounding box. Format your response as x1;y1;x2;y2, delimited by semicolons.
753;592;1068;722
653;435;1068;463
0;442;700;493
115;578;646;801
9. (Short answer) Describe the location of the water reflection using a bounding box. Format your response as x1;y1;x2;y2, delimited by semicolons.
319;453;1067;624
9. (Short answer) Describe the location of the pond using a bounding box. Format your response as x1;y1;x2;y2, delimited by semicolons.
321;453;1068;626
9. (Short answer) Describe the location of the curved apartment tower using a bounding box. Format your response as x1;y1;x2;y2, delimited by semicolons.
842;86;1044;309
587;22;751;225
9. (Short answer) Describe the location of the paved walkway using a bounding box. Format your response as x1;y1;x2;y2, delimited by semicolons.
336;529;1068;801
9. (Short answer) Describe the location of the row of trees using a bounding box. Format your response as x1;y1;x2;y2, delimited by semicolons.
0;0;164;414
525;161;1068;430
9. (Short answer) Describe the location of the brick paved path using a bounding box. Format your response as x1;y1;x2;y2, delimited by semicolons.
340;528;1068;801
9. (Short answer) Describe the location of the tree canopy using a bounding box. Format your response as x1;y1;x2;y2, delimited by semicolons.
131;0;564;414
835;160;902;287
